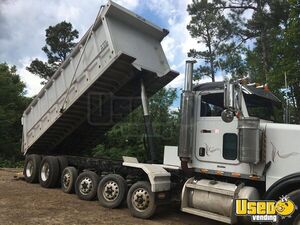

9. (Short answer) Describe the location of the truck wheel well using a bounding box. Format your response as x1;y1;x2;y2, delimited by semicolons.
129;168;150;182
264;173;300;200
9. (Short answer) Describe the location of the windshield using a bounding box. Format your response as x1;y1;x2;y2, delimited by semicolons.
199;92;282;122
244;94;282;122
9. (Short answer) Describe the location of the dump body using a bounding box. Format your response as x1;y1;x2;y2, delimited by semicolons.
22;1;178;155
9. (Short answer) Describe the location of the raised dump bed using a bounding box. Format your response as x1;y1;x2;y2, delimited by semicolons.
22;1;178;155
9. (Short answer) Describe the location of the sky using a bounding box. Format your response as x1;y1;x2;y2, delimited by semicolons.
0;0;219;98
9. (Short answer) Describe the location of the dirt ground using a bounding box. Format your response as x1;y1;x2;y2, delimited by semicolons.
0;168;223;225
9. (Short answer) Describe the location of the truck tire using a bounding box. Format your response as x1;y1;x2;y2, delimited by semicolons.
57;156;68;187
97;174;127;208
57;156;68;174
39;156;60;188
24;154;41;183
75;171;99;201
61;167;78;194
276;189;300;225
127;181;157;219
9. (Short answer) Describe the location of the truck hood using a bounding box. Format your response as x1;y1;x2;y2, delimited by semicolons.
263;122;300;189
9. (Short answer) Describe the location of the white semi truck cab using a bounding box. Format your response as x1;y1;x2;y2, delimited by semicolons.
155;61;300;224
22;1;300;224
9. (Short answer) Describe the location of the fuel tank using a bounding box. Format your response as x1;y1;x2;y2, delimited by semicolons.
181;178;259;224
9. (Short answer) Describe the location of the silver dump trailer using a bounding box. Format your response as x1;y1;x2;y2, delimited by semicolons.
21;1;178;155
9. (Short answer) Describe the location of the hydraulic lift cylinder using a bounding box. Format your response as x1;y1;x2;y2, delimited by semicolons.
141;80;158;163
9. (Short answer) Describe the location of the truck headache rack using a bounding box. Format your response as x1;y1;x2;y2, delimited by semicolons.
22;1;178;155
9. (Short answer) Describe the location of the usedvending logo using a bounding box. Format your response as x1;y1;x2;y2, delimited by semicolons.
235;196;297;222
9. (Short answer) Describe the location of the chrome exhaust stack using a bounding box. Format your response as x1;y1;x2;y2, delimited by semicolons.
178;60;196;169
184;61;194;91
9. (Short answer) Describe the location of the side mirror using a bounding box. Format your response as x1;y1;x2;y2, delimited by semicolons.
221;109;234;123
222;81;242;123
224;82;235;109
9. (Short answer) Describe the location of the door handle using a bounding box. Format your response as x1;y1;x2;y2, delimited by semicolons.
199;147;205;157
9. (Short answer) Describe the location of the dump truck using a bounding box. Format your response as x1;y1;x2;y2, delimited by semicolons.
22;1;300;224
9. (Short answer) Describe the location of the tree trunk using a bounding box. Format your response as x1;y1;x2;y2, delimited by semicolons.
260;30;269;83
257;0;269;83
209;56;215;82
207;41;215;82
206;26;215;82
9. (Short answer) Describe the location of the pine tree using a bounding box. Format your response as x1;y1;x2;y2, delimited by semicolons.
187;0;236;82
27;21;79;83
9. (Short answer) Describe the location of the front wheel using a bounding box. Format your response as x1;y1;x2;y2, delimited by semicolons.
127;181;156;219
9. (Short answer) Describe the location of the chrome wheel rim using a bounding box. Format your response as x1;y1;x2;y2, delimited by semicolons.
25;160;34;178
79;177;93;195
63;172;71;189
41;162;50;182
102;180;119;201
131;187;150;212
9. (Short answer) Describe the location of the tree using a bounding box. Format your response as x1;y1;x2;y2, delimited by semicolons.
0;63;30;164
26;59;55;82
187;0;236;82
212;0;291;83
27;21;79;83
224;0;272;82
266;0;300;123
219;43;248;79
187;0;285;82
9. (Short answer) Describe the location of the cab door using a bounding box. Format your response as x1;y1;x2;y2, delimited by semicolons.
194;91;239;165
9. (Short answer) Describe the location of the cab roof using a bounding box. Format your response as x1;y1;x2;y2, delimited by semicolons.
193;81;281;103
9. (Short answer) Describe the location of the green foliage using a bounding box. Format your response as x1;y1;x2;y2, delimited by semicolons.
91;88;179;162
26;59;56;83
269;0;300;123
26;21;79;82
219;44;248;79
150;88;180;158
42;21;79;65
246;0;300;122
0;63;30;164
187;0;236;81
